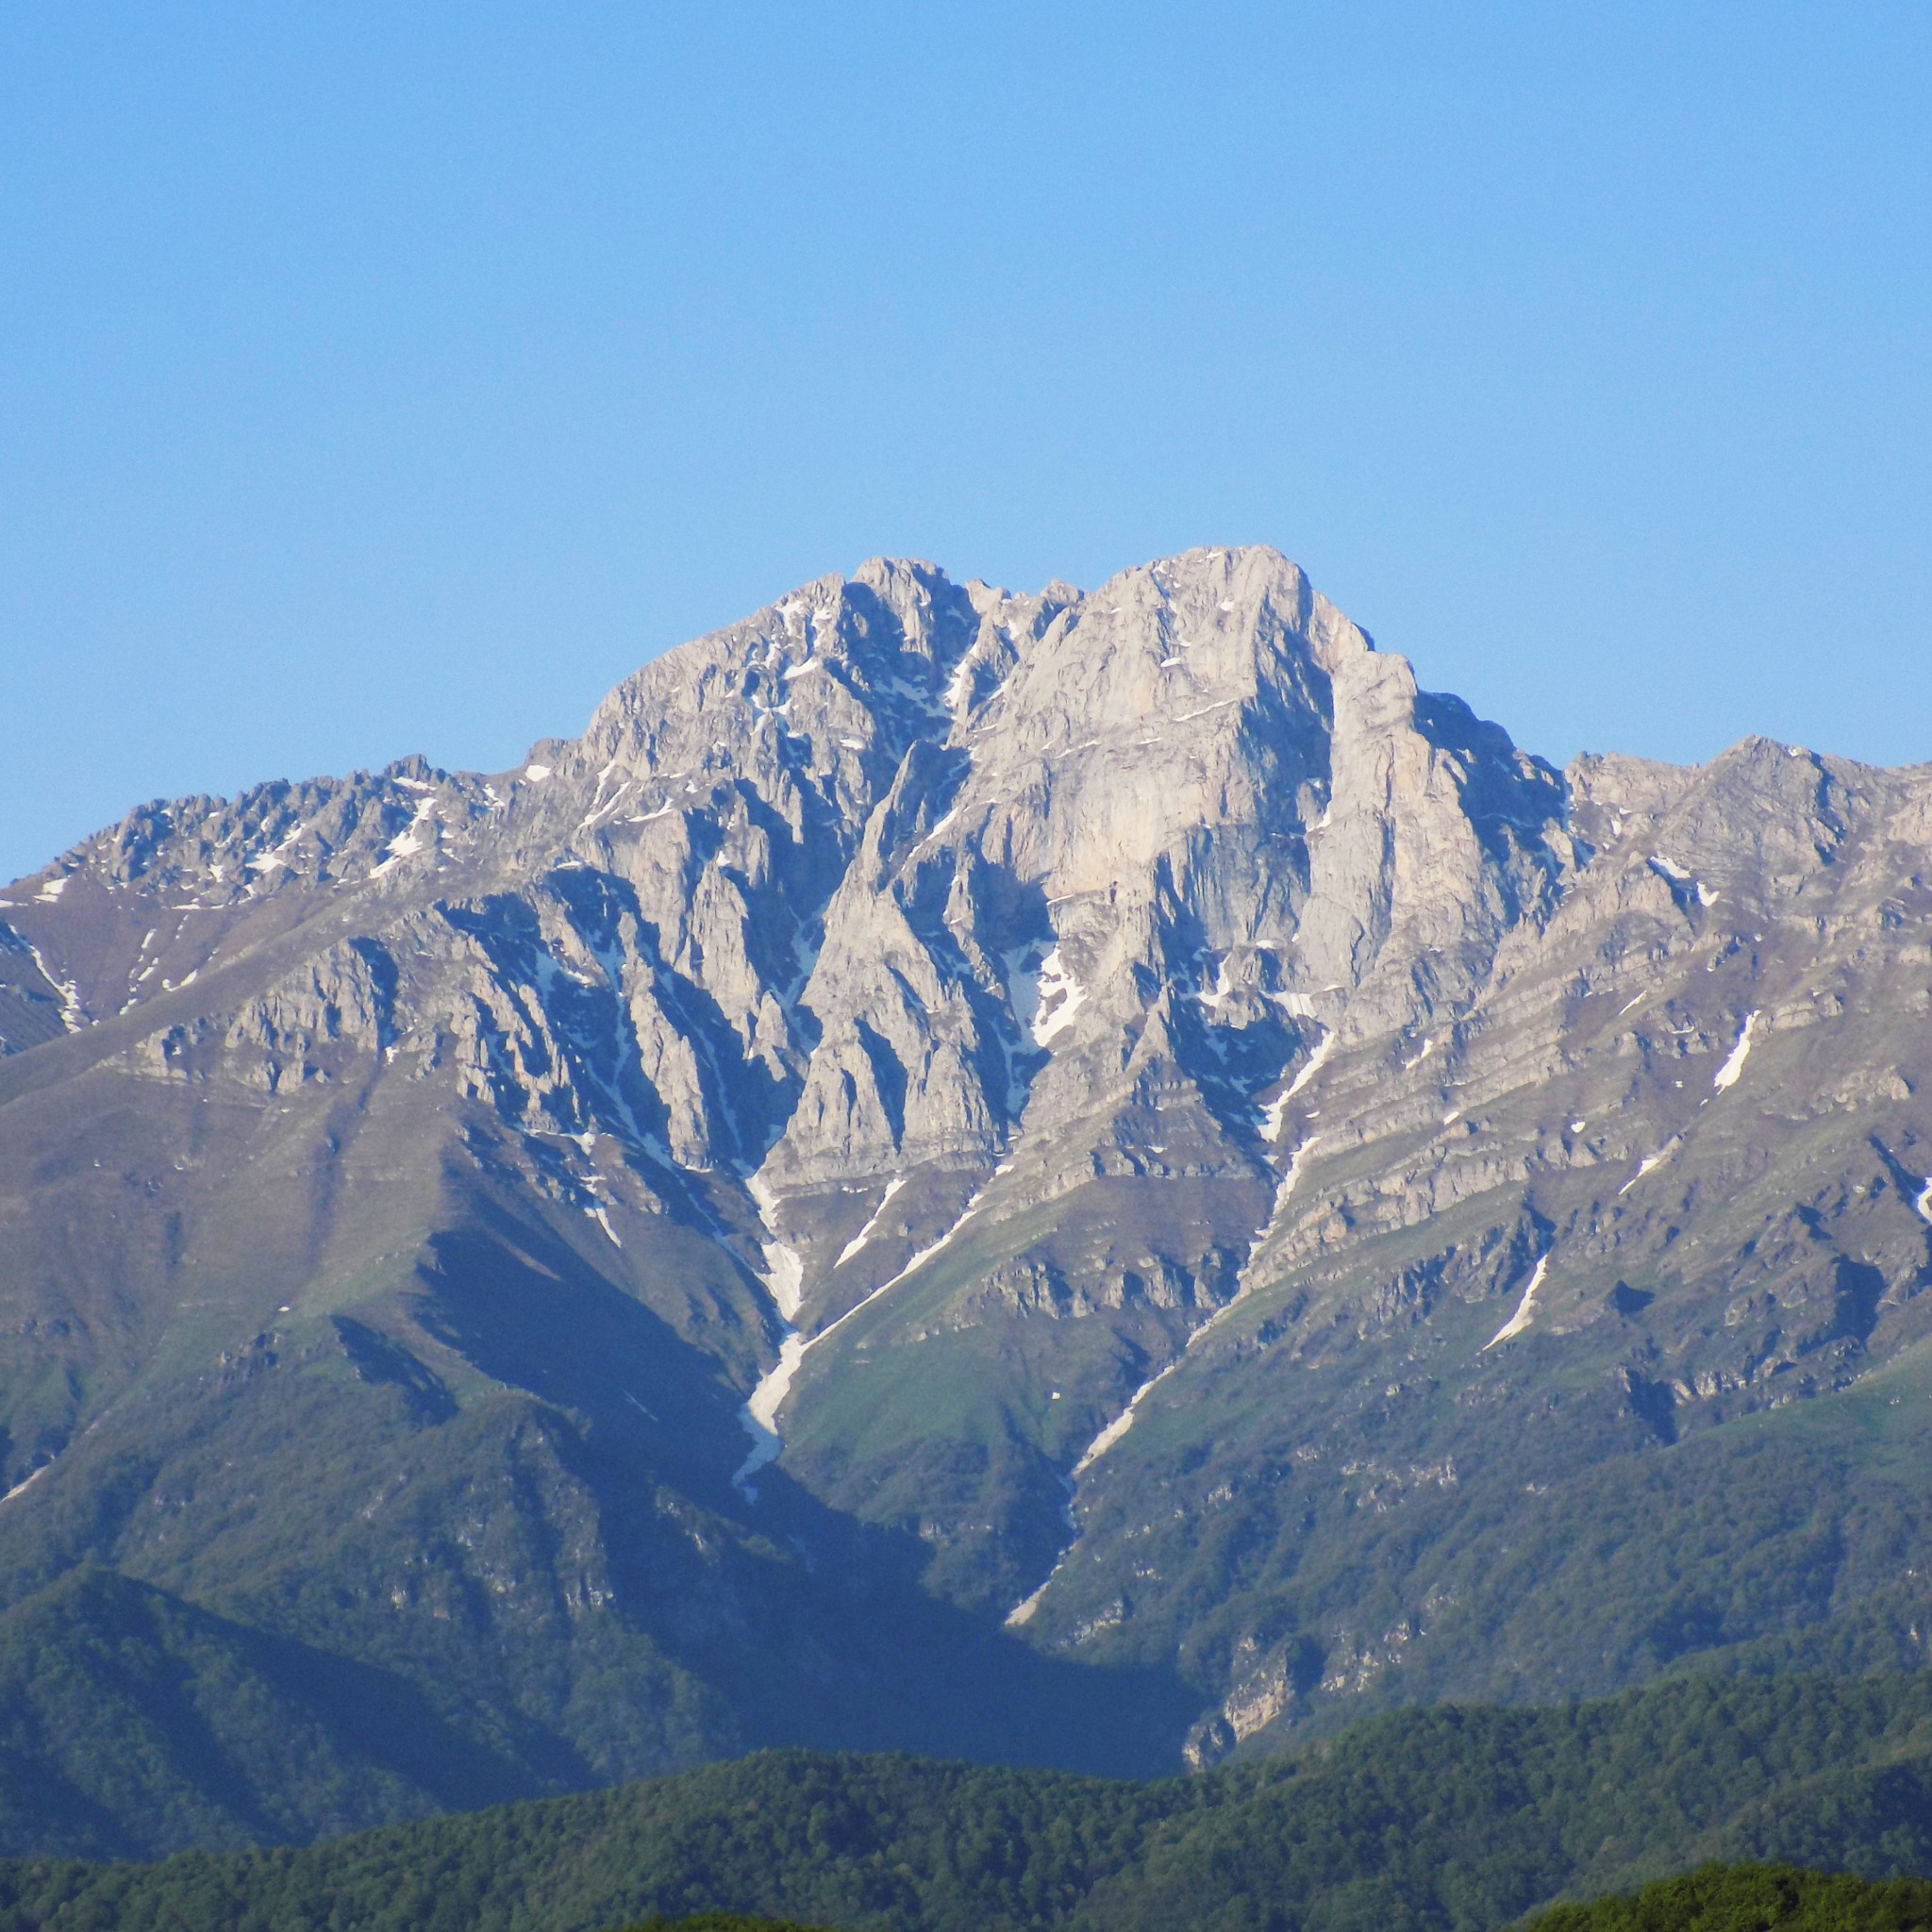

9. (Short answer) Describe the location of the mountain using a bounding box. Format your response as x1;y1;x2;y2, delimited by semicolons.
3;544;1932;1847
13;1670;1932;1932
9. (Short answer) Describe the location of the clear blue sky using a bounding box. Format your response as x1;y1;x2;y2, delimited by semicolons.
4;4;1928;883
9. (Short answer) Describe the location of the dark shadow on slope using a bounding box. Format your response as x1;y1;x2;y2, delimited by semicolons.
0;1565;537;1857
412;1203;1200;1780
1411;688;1568;910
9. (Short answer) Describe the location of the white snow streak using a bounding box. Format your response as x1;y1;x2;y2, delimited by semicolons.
846;1189;987;1313
732;1177;809;1498
25;944;84;1033
733;1333;808;1499
1004;1571;1058;1627
0;1459;53;1507
1712;1010;1759;1091
1070;1130;1324;1474
1012;1121;1327;1623
370;797;437;878
1072;1359;1182;1478
914;807;959;851
943;653;975;709
735;1181;987;1499
1483;1255;1550;1349
1620;1146;1674;1196
744;1174;805;1321
836;1175;906;1267
1914;1180;1932;1228
1260;1027;1336;1141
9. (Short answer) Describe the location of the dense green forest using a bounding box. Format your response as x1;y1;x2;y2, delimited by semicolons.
610;1921;840;1932
1524;1864;1932;1930
4;1671;1932;1932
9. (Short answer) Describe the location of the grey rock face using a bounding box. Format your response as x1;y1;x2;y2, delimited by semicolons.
3;543;1932;1836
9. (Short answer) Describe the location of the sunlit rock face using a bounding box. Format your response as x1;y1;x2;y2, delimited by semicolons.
5;543;1932;1843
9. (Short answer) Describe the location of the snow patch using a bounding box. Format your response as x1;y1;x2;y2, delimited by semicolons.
1483;1255;1549;1349
836;1175;906;1266
736;1180;991;1501
1650;854;1690;882
744;1174;805;1321
370;797;437;878
1619;1142;1677;1196
854;1189;986;1307
1006;1563;1062;1628
1025;1114;1331;1589
914;806;959;851
731;1177;813;1499
1260;1037;1334;1145
0;1458;54;1507
1285;1030;1335;1101
1712;1010;1760;1091
1194;956;1235;1012
943;653;975;709
25;944;84;1032
734;1333;807;1498
525;764;552;782
1008;944;1085;1046
1072;1358;1182;1477
34;875;67;903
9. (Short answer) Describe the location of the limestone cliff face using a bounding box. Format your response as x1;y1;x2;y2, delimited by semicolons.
4;544;1932;1809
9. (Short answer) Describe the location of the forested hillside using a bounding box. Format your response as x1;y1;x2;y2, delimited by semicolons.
7;1673;1932;1932
1524;1865;1932;1930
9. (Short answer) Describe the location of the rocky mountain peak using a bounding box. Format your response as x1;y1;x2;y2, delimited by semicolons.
3;547;1929;1810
